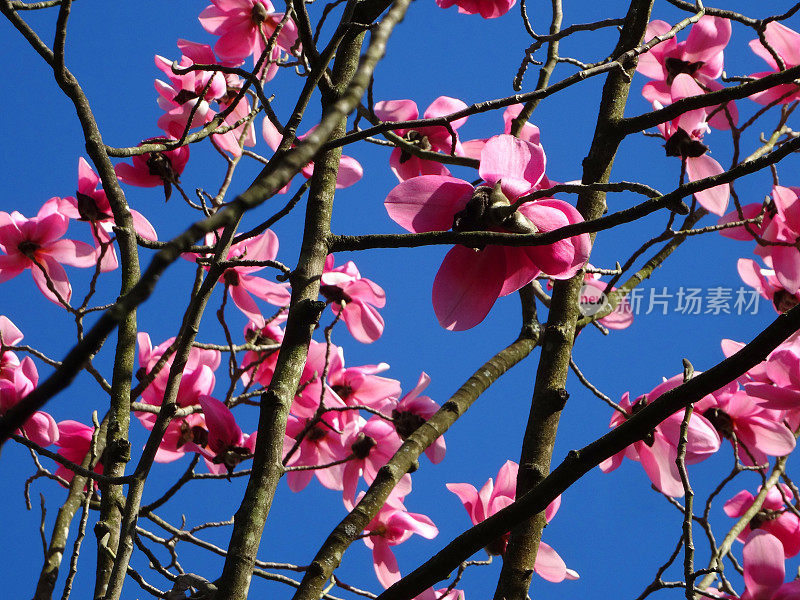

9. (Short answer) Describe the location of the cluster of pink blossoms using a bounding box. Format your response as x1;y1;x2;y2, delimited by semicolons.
601;337;797;497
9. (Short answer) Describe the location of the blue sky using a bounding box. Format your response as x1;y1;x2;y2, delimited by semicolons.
2;1;800;599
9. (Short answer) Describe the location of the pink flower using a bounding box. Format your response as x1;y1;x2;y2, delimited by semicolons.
183;395;256;476
191;230;291;326
724;484;800;558
240;316;286;386
0;200;98;304
736;258;800;314
391;372;445;464
360;490;438;588
695;386;795;466
638;16;736;129
0;356;58;447
730;530;800;600
199;0;299;64
749;22;800;105
134;333;221;463
136;332;220;411
56;158;157;271
374;97;469;181
155;41;227;136
434;0;515;19
283;406;352;492
262;119;363;190
653;74;730;215
54;420;103;484
600;377;721;497
577;271;634;330
0;315;24;381
385;134;590;330
252;337;331;417
115;137;190;201
446;460;578;582
320;255;385;343
326;345;401;412
341;415;409;504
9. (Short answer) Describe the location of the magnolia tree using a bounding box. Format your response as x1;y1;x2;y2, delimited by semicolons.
3;0;800;599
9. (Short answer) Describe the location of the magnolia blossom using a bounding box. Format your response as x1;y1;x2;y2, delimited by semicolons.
736;258;800;314
0;356;58;447
434;0;515;19
695;387;795;466
0;315;24;381
0;200;97;304
600;377;721;497
56;158;157;272
115;137;190;201
183;395;257;476
359;490;438;588
55;420;103;484
199;0;299;64
283;404;352;492
341;415;410;503
576;270;634;330
155;40;257;156
749;21;800;105
447;461;578;582
374;97;469;181
724;484;800;558
262;119;363;190
653;73;730;215
726;530;800;599
190;230;291;326
637;16;736;129
326;345;400;412
320;255;385;343
391;372;445;464
385;134;590;330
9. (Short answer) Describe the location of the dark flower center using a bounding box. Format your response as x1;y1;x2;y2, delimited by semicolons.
392;409;426;440
173;89;200;106
17;240;40;257
664;127;709;159
330;383;353;401
75;191;112;222
146;152;178;184
351;432;377;459
306;422;329;442
251;1;269;24
319;284;352;305
702;407;734;438
399;131;433;164
485;533;510;556
223;269;241;287
177;422;209;449
665;57;705;85
774;289;800;313
749;508;783;532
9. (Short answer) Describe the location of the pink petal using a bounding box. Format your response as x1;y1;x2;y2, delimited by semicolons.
31;255;72;304
743;530;785;598
432;245;505;331
686;154;729;215
423;96;469;130
340;301;384;344
478;135;545;191
372;540;401;589
684;16;731;63
374;99;419;125
384;176;473;233
198;395;242;450
532;541;568;582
